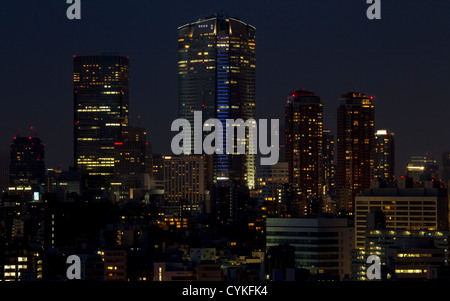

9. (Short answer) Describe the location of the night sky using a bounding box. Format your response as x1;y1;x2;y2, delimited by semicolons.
1;0;450;177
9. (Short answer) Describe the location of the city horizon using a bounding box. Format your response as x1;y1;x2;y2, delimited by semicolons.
2;0;450;286
2;1;450;176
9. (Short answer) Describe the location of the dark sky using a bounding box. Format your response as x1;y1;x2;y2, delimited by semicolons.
1;0;450;177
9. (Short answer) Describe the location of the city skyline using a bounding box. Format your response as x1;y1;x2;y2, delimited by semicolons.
3;1;450;285
2;1;450;177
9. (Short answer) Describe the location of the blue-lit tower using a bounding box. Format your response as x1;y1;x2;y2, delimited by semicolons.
177;13;256;190
178;13;256;222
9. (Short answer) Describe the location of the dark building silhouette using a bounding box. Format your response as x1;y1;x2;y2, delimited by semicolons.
322;129;336;207
442;151;450;184
0;151;9;196
264;243;297;281
9;136;45;200
406;154;439;183
114;126;148;176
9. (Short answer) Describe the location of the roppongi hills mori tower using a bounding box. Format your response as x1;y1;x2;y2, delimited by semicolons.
178;13;256;189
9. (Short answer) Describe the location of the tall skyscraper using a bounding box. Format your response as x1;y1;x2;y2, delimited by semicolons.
9;136;45;200
285;90;323;215
73;55;129;190
336;92;375;213
373;129;395;187
177;12;256;189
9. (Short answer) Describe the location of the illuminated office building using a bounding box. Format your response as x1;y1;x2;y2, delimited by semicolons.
373;129;395;187
178;12;256;189
285;90;323;215
73;55;129;189
336;92;375;213
162;155;205;208
9;136;45;200
351;230;449;281
354;180;448;250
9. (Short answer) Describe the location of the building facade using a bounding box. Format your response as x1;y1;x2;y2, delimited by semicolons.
256;162;289;216
373;129;395;187
114;126;148;176
178;13;256;189
285;90;324;214
354;182;448;249
266;217;354;279
406;155;439;183
9;136;45;200
336;92;375;213
73;55;129;190
162;155;205;208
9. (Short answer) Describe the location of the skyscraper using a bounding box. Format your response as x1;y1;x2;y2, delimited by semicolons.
177;12;256;189
9;136;45;200
285;90;323;215
373;129;395;187
73;55;129;190
336;92;375;213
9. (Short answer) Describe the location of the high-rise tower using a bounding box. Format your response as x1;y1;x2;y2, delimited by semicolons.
373;129;395;187
336;92;375;213
73;55;129;190
285;90;324;215
177;13;256;189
